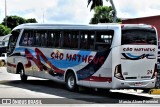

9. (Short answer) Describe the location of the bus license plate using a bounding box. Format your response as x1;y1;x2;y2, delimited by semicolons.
135;82;142;86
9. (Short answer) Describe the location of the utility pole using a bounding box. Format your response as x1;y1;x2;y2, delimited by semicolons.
5;0;7;26
43;9;44;23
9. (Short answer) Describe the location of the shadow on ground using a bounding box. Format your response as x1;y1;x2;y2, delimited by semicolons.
0;79;153;104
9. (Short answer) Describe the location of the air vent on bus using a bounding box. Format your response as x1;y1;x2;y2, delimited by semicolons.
125;77;137;79
141;76;151;79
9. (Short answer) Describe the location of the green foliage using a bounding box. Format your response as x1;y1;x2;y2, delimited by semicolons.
26;18;37;23
90;6;121;24
0;24;11;36
0;15;37;37
2;15;37;30
2;16;25;30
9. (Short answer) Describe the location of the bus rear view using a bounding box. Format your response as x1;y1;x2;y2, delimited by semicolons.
113;24;158;90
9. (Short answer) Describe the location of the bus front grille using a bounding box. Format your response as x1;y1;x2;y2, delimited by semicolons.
141;76;151;79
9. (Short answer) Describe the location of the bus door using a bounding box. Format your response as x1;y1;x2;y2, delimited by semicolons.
7;30;20;73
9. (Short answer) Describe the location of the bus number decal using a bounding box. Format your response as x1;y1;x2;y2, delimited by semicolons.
147;70;152;74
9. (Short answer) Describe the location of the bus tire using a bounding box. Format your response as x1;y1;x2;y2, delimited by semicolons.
97;88;110;93
66;73;78;92
142;88;150;93
1;60;5;66
19;67;28;82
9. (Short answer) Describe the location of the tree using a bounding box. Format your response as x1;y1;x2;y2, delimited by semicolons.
90;6;121;24
87;0;103;11
26;18;37;23
2;16;26;30
88;0;120;23
2;15;37;30
0;24;11;36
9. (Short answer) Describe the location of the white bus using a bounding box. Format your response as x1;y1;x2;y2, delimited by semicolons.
7;23;158;91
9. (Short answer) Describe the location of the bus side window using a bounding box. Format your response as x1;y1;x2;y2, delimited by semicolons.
34;30;47;47
47;31;61;47
34;32;40;46
47;31;55;47
22;34;28;45
95;30;114;51
20;30;33;46
55;32;61;48
88;35;94;50
80;34;87;49
40;32;47;47
63;32;70;48
50;33;55;47
28;36;33;45
28;31;34;46
70;32;79;49
80;31;95;50
63;31;79;49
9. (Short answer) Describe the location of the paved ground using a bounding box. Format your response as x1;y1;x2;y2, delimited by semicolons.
0;66;160;106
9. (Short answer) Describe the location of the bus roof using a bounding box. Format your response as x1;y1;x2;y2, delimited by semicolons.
12;23;154;31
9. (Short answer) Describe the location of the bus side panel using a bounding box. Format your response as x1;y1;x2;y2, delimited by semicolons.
7;56;17;74
89;52;112;88
111;46;121;89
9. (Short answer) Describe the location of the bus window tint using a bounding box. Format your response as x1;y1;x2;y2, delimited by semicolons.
70;32;79;49
63;31;79;49
47;31;61;48
20;30;33;46
21;32;28;46
80;31;95;50
8;30;20;54
34;30;47;47
95;30;114;51
47;31;56;47
122;29;157;45
54;32;61;48
63;31;71;48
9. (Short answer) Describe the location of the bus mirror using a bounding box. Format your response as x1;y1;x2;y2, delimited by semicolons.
2;41;5;46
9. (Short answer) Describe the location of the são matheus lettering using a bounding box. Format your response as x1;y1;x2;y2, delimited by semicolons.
50;51;105;65
123;48;155;52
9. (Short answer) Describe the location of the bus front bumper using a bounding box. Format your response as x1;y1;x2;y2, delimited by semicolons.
112;78;156;89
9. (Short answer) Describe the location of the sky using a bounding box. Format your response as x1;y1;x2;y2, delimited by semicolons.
114;0;160;19
0;0;160;24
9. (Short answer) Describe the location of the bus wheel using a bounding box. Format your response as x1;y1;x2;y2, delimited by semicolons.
97;88;110;93
142;88;150;93
1;60;5;66
66;73;78;91
20;67;28;82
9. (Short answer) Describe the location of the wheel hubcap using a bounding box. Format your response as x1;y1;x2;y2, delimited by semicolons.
20;69;24;76
68;76;74;89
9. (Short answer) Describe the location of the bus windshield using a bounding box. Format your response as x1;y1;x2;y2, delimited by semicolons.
7;30;20;55
122;29;157;45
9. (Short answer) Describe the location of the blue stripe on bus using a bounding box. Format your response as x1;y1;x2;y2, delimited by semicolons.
15;47;92;68
126;53;140;58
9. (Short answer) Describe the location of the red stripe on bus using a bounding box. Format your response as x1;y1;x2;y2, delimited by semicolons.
84;76;112;82
7;62;16;68
25;48;65;74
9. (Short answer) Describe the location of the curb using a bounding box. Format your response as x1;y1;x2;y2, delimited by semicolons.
149;89;160;94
